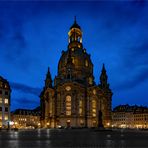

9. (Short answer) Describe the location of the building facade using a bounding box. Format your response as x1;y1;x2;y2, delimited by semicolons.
112;105;148;129
40;18;112;128
11;107;41;129
0;76;11;128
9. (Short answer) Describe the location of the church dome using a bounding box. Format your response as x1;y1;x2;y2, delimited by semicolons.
56;18;94;85
58;48;93;76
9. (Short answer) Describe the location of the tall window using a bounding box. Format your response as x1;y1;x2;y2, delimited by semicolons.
79;100;83;116
85;60;88;67
49;102;52;115
66;96;71;116
72;57;75;64
0;98;2;104
92;99;96;117
4;114;8;120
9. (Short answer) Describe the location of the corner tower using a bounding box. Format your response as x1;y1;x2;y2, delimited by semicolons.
0;76;11;129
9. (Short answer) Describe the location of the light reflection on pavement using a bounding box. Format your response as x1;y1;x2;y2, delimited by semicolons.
0;129;148;148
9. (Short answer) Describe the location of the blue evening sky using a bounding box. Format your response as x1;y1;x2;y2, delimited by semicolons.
0;1;148;111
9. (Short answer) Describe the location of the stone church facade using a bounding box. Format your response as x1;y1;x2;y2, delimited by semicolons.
40;18;112;128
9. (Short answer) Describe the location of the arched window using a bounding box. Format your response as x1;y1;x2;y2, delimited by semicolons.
72;57;75;64
89;77;93;85
66;96;71;116
79;100;83;116
85;60;88;67
92;99;96;117
78;37;80;42
49;102;52;115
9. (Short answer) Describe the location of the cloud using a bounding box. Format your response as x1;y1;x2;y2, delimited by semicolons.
4;32;27;60
122;41;148;70
113;65;148;91
11;96;39;111
10;82;41;96
111;40;148;91
14;97;39;105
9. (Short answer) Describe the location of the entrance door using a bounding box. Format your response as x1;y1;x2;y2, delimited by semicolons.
66;120;71;128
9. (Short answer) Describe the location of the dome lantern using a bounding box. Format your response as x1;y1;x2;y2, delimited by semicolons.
68;17;83;49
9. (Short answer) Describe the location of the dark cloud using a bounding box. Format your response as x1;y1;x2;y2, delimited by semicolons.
114;66;148;91
14;97;39;105
120;41;148;71
0;1;147;109
4;32;27;59
10;82;41;96
11;96;39;111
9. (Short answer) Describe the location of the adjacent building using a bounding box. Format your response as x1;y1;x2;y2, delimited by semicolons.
11;107;40;129
0;76;11;128
40;18;113;128
112;105;148;129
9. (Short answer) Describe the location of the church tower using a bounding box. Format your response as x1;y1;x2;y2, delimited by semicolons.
100;64;109;89
40;18;112;128
45;67;52;88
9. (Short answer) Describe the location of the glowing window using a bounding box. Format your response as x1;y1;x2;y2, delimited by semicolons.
72;57;75;64
5;99;8;104
79;100;83;115
66;111;71;116
0;82;2;87
92;99;96;117
65;86;71;91
92;109;96;113
92;113;96;117
71;48;74;51
0;98;2;104
92;100;96;108
66;106;71;110
79;100;82;107
66;102;71;106
49;102;52;114
80;119;84;124
79;108;82;115
5;115;8;120
66;96;71;116
85;60;88;67
89;77;93;85
93;89;96;95
66;96;71;102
